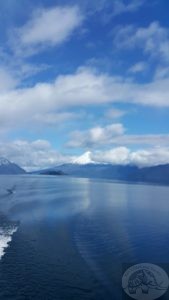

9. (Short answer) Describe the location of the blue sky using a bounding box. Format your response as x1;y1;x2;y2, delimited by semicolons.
0;0;169;170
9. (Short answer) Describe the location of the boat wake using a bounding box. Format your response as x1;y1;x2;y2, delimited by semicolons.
0;214;18;260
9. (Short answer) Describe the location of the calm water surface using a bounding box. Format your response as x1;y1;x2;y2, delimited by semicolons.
0;175;169;299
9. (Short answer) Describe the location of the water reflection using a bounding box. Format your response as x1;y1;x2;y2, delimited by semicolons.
0;175;91;223
0;175;169;299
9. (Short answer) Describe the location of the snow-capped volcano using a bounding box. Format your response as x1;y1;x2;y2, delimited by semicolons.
72;151;96;165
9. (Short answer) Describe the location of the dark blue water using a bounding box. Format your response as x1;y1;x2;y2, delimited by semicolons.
0;175;169;299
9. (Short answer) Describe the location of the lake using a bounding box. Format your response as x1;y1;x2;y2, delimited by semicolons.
0;175;169;299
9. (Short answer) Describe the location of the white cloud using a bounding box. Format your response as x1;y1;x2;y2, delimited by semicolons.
12;5;84;56
91;147;169;167
67;123;169;148
129;148;169;167
0;139;73;171
68;0;145;16
32;112;80;126
0;67;169;132
112;0;145;16
105;108;127;119
0;67;18;92
93;147;130;164
68;123;125;148
2;139;169;170
154;66;169;79
108;134;169;147
114;22;169;63
129;61;147;73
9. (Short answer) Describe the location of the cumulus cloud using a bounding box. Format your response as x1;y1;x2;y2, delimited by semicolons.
0;140;74;171
0;68;169;132
93;147;130;164
1;66;169;132
11;5;84;56
67;123;169;148
68;123;125;148
2;140;169;170
92;147;169;167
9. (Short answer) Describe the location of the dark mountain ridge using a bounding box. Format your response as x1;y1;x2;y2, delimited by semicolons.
33;163;169;185
1;156;168;185
0;158;26;174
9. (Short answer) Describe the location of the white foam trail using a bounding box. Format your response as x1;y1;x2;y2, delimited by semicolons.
0;226;18;259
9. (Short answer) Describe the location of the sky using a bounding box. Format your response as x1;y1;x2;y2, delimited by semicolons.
0;0;169;170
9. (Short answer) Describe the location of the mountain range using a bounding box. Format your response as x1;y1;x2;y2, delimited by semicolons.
0;158;26;174
39;163;169;185
33;152;169;185
1;154;169;185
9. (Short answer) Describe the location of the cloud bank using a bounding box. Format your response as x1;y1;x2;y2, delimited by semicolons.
0;67;169;132
92;147;169;167
1;140;169;170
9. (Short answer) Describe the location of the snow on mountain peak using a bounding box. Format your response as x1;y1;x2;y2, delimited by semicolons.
73;151;95;165
0;157;11;166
